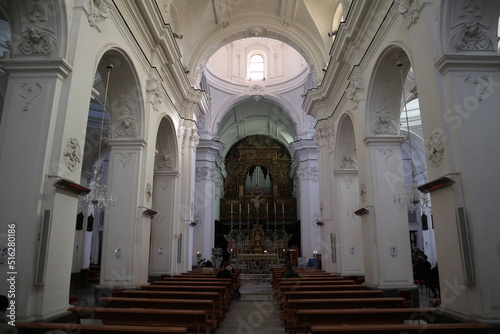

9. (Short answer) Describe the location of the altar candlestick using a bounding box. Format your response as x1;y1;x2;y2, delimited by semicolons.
247;204;250;228
282;203;285;230
266;203;269;229
231;203;233;214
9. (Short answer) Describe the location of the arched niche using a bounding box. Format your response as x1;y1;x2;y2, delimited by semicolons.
366;47;411;138
155;116;179;172
335;114;358;170
97;49;144;141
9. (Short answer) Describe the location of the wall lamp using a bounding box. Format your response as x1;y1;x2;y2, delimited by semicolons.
354;207;369;216
173;33;183;39
328;30;338;37
417;174;456;194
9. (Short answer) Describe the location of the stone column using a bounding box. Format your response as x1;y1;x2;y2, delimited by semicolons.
290;139;321;258
194;138;225;265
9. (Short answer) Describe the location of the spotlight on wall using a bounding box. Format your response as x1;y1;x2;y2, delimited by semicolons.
143;209;158;217
417;174;456;194
328;30;338;37
354;207;369;216
315;221;324;226
173;32;183;39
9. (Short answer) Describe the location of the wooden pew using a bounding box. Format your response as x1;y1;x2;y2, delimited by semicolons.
140;284;230;309
16;323;188;334
151;280;233;299
276;284;366;303
282;289;383;304
121;290;225;320
309;322;493;333
291;307;441;334
68;307;208;334
99;297;218;330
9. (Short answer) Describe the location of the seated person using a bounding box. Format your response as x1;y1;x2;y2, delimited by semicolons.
201;260;214;273
281;263;299;278
0;295;17;334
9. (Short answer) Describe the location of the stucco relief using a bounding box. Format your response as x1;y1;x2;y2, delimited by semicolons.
360;183;366;203
63;138;82;171
245;26;268;38
313;124;334;150
146;183;152;202
18;82;42;112
297;166;319;183
346;68;364;108
426;130;445;168
16;26;56;56
118;152;132;168
371;99;397;135
88;0;111;29
146;79;163;112
113;118;140;138
395;0;421;25
451;20;493;51
448;0;495;52
339;143;357;169
378;148;394;163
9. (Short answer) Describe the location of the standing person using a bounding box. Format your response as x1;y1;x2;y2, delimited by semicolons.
428;263;440;298
0;295;17;334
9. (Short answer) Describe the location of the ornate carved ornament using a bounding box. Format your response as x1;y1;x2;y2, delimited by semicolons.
313;124;335;150
16;26;57;56
64;138;82;171
18;83;42;112
451;20;494;51
113;117;140;138
338;143;357;169
157;143;174;170
371;99;398;135
87;0;111;30
360;183;366;203
297;166;319;183
146;79;164;112
245;26;268;38
346;68;364;107
426;129;445;168
395;0;421;25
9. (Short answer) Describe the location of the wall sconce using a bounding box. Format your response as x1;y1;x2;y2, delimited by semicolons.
173;32;183;39
328;30;338;37
143;209;158;217
354;207;369;216
53;178;91;196
417;174;456;194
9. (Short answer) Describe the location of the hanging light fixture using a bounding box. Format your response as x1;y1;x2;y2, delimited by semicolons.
398;62;420;212
81;64;116;213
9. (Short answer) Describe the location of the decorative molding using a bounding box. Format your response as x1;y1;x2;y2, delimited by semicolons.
371;99;397;135
378;148;394;163
395;0;421;25
338;143;357;169
426;129;445;168
157;147;174;170
160;179;170;191
146;183;152;202
63;138;82;171
18;82;42;112
195;167;217;183
343;178;353;189
16;26;56;56
118;152;132;168
87;0;111;29
346;68;364;108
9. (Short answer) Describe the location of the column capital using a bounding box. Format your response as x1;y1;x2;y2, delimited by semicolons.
2;57;72;78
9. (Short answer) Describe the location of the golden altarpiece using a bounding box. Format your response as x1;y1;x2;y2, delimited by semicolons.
220;135;297;269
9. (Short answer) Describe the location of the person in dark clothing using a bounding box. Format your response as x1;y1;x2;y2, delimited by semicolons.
413;255;431;281
428;263;440;298
281;263;299;278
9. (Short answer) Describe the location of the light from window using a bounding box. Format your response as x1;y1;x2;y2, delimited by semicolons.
249;54;264;80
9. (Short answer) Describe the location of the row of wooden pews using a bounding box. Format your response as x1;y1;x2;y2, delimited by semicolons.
270;267;492;334
16;268;241;334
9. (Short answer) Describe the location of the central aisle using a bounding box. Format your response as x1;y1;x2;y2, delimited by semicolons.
217;282;285;334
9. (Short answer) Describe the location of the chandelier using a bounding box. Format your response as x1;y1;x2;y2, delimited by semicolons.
81;65;116;213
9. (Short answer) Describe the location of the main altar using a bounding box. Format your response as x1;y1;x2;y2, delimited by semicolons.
218;135;298;270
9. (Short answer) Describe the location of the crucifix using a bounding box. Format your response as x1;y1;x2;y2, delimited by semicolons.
249;184;266;226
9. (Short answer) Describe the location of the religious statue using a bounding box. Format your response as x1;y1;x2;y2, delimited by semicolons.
250;223;265;254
